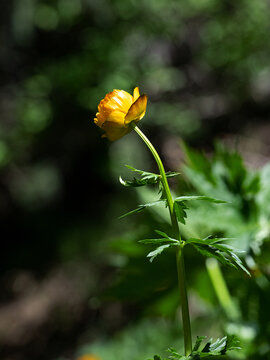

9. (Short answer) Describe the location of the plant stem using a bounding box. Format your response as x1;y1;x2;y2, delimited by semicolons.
133;125;192;355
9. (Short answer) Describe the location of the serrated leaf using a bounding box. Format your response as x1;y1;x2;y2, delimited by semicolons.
119;165;161;188
163;336;240;359
174;201;188;224
209;337;227;352
190;241;250;276
186;237;232;246
139;238;178;245
174;196;227;204
147;244;171;262
119;175;159;187
165;171;181;178
167;348;184;359
201;341;211;353
225;335;241;351
154;229;170;238
119;200;166;219
229;252;250;276
193;336;207;351
139;230;178;246
125;165;158;176
193;245;238;269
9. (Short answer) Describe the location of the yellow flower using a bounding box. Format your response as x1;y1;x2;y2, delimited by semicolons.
76;355;100;360
94;87;147;141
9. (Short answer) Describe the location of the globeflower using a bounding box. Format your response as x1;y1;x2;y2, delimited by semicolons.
94;87;147;141
76;355;100;360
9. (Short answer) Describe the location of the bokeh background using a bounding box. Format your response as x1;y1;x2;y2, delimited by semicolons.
1;0;270;359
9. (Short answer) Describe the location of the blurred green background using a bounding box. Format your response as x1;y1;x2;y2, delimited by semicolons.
0;0;270;359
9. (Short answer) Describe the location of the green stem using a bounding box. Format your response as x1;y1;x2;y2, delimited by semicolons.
133;125;192;355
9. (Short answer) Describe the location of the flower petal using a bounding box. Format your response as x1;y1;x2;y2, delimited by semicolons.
102;121;131;141
110;90;133;113
107;110;126;125
125;94;147;125
133;87;140;101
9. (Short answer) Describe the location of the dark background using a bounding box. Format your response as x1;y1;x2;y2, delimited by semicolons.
0;0;270;359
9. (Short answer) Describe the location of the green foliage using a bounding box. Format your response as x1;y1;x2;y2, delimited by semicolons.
119;166;180;188
174;201;189;224
3;0;270;357
139;230;179;245
78;319;184;360
139;230;179;262
120;166;161;187
151;335;240;360
174;196;227;224
146;244;172;263
186;237;250;276
119;200;166;219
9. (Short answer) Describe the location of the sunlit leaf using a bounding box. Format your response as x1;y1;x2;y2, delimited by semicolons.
174;201;188;224
147;244;171;262
119;200;166;219
187;238;250;276
174;195;227;204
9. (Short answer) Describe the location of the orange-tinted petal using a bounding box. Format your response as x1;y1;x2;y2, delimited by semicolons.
133;87;140;102
102;121;131;141
125;94;147;125
109;90;133;113
77;355;100;360
107;110;126;125
94;112;105;127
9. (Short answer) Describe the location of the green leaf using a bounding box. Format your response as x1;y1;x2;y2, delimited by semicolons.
188;238;250;276
165;171;181;178
158;336;240;359
119;165;161;188
193;335;240;357
120;166;180;189
167;348;184;359
174;201;188;224
174;196;227;204
209;337;227;353
119;175;159;187
139;230;178;245
186;237;232;246
154;229;170;238
225;335;241;351
193;336;207;351
119;200;166;219
139;238;178;245
147;244;171;262
194;244;237;269
173;196;225;225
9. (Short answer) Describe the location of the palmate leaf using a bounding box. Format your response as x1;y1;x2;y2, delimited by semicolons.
186;237;250;276
119;200;166;219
